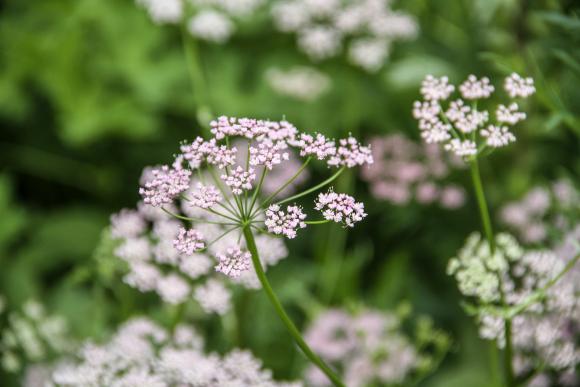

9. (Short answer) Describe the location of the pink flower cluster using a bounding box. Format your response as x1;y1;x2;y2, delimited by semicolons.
215;247;252;278
265;204;307;239
131;115;371;313
500;179;578;244
361;134;466;208
413;73;535;158
328;136;374;168
304;308;446;387
139;165;192;207
315;190;367;227
221;166;256;195
173;227;205;255
189;183;222;209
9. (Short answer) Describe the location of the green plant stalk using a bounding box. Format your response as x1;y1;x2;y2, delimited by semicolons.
242;226;345;387
469;157;514;387
274;166;346;207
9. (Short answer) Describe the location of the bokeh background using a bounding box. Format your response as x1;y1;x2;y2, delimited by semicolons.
0;0;579;385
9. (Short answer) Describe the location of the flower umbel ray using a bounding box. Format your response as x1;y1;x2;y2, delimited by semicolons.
137;116;372;386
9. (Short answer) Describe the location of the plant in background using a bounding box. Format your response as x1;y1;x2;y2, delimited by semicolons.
448;231;579;386
133;116;372;386
303;307;450;387
44;317;302;386
266;66;331;102
135;0;264;43
0;300;71;374
361;133;466;208
414;73;580;385
500;179;579;244
271;0;418;72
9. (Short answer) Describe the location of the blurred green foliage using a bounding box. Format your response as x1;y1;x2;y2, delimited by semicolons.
0;0;578;386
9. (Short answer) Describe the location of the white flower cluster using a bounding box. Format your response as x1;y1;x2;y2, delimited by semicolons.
111;175;289;313
266;66;331;101
449;231;580;383
413;73;535;158
304;308;448;387
135;0;265;43
48;317;302;386
0;300;71;373
361;133;466;208
500;179;579;244
271;0;418;72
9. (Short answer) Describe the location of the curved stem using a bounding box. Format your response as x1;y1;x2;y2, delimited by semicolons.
469;157;514;386
242;226;345;387
274;166;346;207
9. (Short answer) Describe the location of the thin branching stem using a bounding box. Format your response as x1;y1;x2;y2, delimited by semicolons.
259;157;312;209
273;166;346;207
161;208;238;226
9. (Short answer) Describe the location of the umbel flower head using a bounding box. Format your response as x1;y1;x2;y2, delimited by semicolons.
113;116;370;311
271;0;418;72
449;231;580;384
412;73;535;158
135;0;265;43
47;317;302;386
137;115;370;239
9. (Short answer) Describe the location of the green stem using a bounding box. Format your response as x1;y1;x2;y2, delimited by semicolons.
242;226;345;387
274;167;346;207
259;157;312;210
248;167;268;218
305;220;331;225
469;158;495;252
468;157;514;386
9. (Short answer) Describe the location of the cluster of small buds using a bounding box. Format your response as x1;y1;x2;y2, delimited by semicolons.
46;317;302;386
450;230;580;382
0;300;71;373
413;73;535;158
500;179;579;244
504;73;536;98
221;166;256;195
266;66;331;101
265;204;307;238
189;183;222;209
361;134;466;208
327;136;373;168
272;0;418;72
292;133;337;160
215;247;252;278
139;165;192;207
173;227;205;255
447;232;523;303
304;308;449;387
135;0;264;43
315;190;367;227
249;140;290;170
